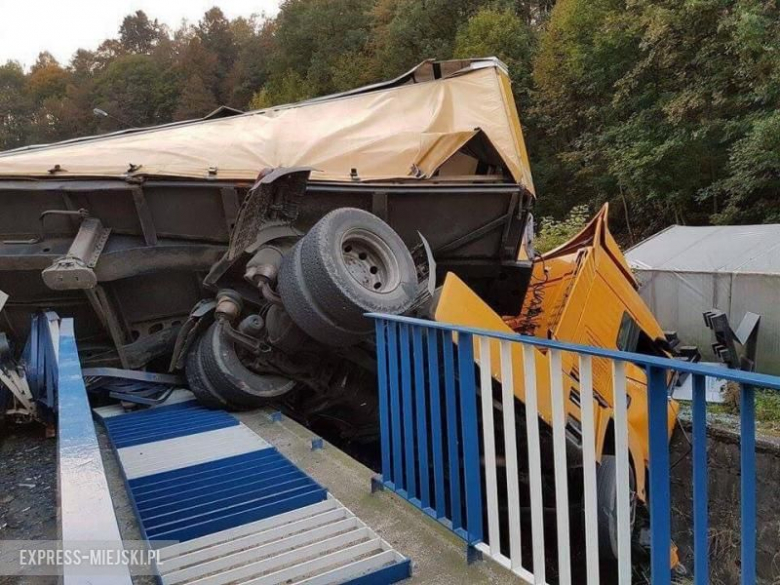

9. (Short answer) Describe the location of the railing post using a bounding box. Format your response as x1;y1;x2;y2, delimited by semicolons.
412;326;431;510
740;384;756;585
522;345;546;584
479;337;501;557
612;360;632;585
500;340;523;570
399;323;417;500
387;322;403;491
374;320;391;483
647;365;671;585
442;333;463;530
457;333;483;544
427;329;446;518
549;348;571;585
692;374;709;585
579;355;600;585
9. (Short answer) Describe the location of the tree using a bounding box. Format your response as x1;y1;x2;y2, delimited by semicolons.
119;10;165;54
271;0;376;95
174;75;218;120
249;70;312;108
197;7;237;103
27;52;68;105
94;54;171;129
371;0;483;77
454;8;536;103
226;18;275;107
0;61;32;150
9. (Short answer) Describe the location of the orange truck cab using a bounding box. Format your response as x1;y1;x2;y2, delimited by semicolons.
433;203;680;565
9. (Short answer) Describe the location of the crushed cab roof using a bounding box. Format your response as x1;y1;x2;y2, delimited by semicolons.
0;58;534;192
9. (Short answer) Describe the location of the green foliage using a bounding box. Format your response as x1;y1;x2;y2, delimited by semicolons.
0;61;32;149
271;0;376;95
535;204;589;252
533;0;780;234
249;70;312;109
174;75;218;121
454;8;535;102
94;54;172;127
119;11;166;54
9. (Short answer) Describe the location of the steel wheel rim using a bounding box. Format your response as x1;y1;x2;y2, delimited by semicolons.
340;228;400;293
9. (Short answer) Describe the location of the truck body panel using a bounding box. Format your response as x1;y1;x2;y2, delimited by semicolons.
435;205;679;502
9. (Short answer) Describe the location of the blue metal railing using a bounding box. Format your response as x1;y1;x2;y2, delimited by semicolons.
370;313;780;585
375;317;483;543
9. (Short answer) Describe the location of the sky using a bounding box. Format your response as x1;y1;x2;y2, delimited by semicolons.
0;0;281;69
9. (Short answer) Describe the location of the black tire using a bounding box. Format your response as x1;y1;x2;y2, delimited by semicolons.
186;321;295;410
279;208;417;346
199;321;295;408
184;336;229;409
596;454;637;559
279;242;367;347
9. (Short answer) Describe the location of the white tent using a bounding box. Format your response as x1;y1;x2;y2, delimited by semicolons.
626;224;780;375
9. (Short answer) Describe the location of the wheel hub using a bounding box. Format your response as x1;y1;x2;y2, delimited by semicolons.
340;228;400;293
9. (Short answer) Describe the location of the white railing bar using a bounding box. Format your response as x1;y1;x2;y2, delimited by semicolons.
500;339;523;570
612;360;632;585
579;354;601;585
549;349;571;585
522;346;546;584
479;336;501;557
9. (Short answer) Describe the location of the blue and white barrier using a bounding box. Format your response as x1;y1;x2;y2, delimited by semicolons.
370;313;780;585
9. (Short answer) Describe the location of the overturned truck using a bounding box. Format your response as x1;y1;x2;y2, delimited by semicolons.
0;58;684;567
0;58;535;432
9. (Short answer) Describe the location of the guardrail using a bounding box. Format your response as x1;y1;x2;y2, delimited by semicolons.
369;313;780;585
57;318;133;585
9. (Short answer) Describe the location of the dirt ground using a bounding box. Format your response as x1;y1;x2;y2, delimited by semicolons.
0;420;156;585
0;423;57;585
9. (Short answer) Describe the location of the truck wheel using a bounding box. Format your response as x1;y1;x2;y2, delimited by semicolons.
279;208;417;346
186;321;296;410
184;336;230;409
596;454;637;559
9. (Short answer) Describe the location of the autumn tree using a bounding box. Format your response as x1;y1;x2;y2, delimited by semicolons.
0;61;32;150
119;11;166;54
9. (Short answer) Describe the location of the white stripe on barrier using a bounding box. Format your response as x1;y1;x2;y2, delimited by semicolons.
549;348;571;585
613;360;632;585
117;425;270;479
500;339;523;570
479;336;501;557
579;355;600;584
522;346;546;584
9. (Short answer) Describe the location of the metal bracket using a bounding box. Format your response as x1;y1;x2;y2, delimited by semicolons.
370;474;385;494
42;216;111;290
703;310;761;371
466;543;483;565
81;368;184;386
169;299;217;371
0;354;36;415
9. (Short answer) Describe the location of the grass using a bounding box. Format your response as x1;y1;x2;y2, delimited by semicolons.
705;387;780;437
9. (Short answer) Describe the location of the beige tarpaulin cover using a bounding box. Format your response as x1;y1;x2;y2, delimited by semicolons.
0;60;534;192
